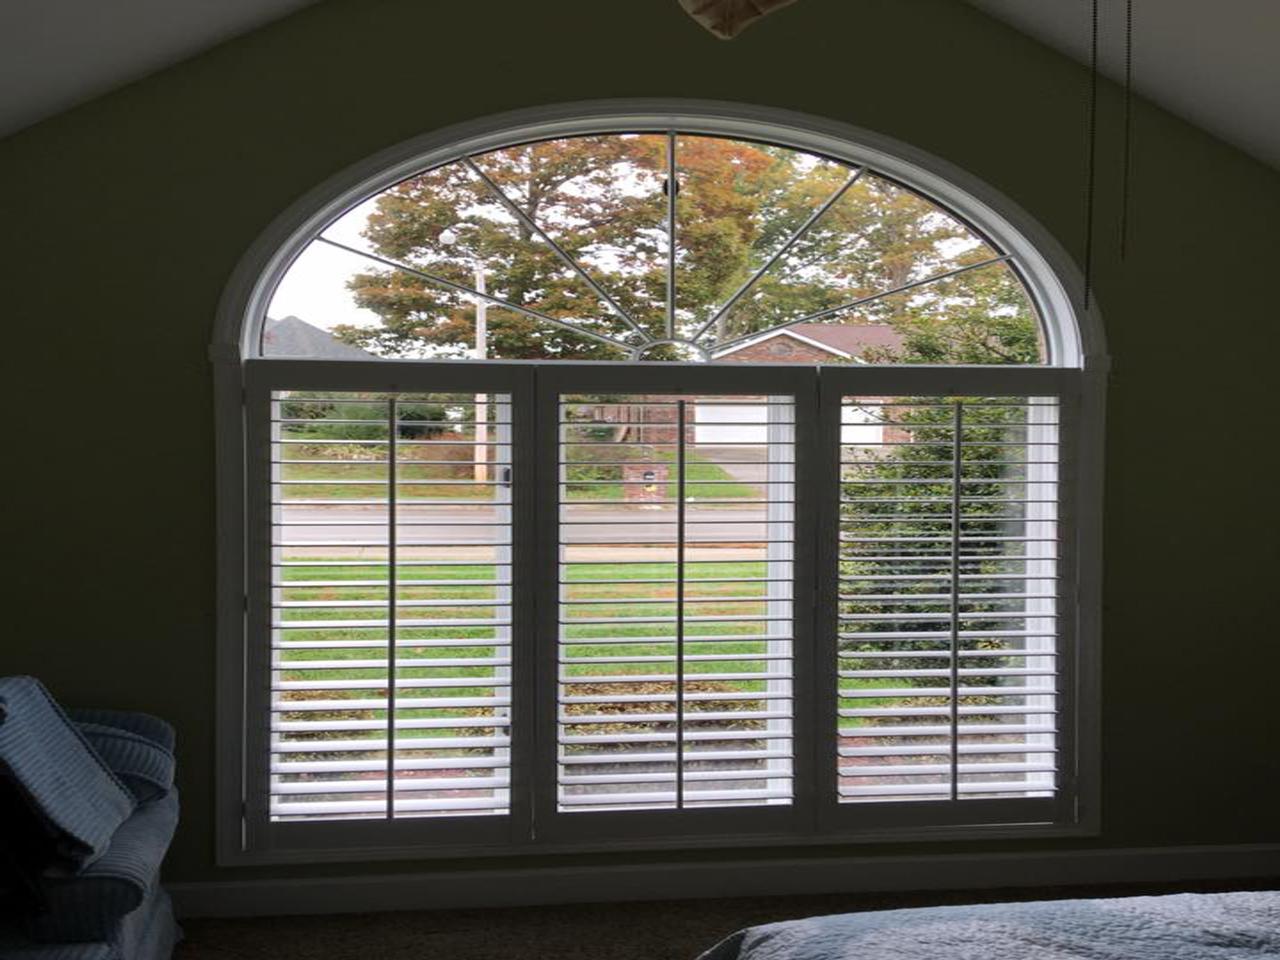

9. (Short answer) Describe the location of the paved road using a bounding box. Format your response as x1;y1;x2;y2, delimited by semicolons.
278;503;787;545
695;445;769;485
278;443;789;554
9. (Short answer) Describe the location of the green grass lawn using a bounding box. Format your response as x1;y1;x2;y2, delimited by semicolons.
276;560;786;736
279;559;773;672
278;446;758;502
273;559;949;745
277;455;494;501
561;450;759;502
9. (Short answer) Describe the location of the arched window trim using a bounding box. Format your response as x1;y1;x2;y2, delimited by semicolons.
215;102;1104;368
213;100;1106;867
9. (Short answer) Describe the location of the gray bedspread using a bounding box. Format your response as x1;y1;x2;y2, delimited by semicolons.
698;891;1280;960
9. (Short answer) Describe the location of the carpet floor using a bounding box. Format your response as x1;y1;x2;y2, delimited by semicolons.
174;878;1276;960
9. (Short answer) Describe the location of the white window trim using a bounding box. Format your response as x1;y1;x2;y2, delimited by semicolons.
213;101;1107;867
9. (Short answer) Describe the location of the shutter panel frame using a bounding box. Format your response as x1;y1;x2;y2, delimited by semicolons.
815;364;1082;836
236;359;1089;862
530;362;818;845
243;359;537;857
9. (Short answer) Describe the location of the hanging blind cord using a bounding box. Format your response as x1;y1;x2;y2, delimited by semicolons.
1083;0;1099;309
1120;0;1134;259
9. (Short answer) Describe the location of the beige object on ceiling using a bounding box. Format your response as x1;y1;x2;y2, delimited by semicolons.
677;0;801;38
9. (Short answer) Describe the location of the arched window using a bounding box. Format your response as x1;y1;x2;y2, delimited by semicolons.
215;104;1103;864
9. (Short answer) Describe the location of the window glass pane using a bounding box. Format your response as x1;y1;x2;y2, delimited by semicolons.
802;260;1044;366
471;134;668;343
266;134;1047;365
263;242;387;358
715;173;1002;344
673;135;849;340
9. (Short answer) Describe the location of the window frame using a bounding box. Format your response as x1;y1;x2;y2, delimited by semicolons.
214;101;1106;866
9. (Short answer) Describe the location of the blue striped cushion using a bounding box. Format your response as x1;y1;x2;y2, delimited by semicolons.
65;710;175;756
73;723;174;803
0;677;135;870
27;791;179;943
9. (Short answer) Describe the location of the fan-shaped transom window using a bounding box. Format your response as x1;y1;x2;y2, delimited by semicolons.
264;133;1046;366
222;109;1099;866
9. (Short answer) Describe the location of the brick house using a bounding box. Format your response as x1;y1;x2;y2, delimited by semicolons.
584;324;905;446
697;324;905;445
709;323;904;365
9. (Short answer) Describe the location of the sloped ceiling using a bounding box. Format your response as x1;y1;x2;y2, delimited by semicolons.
1;0;1277;172
0;0;319;138
967;0;1280;170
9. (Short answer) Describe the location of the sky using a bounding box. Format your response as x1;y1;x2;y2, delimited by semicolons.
267;196;384;332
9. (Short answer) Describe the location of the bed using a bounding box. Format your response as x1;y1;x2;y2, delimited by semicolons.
697;891;1280;960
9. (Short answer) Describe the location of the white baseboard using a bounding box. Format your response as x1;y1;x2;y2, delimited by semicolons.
168;843;1280;919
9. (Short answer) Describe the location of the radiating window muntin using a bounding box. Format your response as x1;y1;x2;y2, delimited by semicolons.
265;133;1046;367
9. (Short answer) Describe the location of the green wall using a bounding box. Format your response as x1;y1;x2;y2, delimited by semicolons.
2;0;1277;885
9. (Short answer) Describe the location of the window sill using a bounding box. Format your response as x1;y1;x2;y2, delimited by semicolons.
219;815;1098;868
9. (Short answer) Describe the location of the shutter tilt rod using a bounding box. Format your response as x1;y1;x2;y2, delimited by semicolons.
676;398;687;808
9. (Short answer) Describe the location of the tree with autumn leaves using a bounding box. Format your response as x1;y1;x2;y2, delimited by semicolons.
327;133;1045;714
334;134;1040;365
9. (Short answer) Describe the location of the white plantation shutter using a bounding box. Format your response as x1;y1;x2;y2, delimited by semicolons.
551;394;797;814
241;360;1080;856
817;368;1076;831
268;390;515;819
244;362;533;855
531;364;815;843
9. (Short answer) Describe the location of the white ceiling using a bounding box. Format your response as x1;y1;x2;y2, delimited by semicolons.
967;0;1280;170
0;0;1277;171
0;0;319;139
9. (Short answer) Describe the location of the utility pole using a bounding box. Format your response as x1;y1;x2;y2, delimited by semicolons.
473;264;488;483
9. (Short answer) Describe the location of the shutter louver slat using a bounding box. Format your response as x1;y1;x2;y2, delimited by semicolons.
268;390;515;822
556;394;797;812
836;396;1060;804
